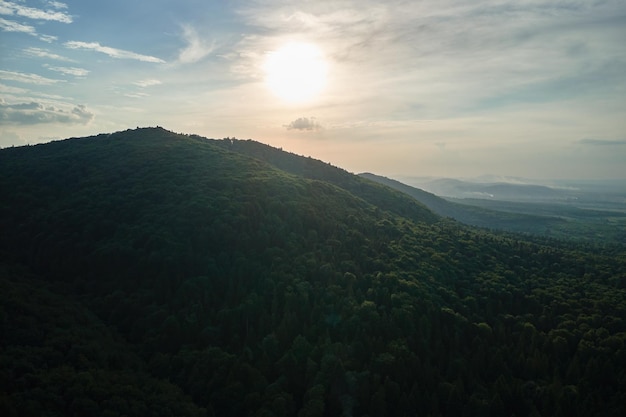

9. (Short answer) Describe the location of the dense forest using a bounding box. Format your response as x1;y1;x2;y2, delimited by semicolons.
1;127;625;416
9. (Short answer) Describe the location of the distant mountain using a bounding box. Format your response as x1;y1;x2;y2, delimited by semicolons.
387;174;626;243
413;177;568;201
359;172;565;233
1;127;625;417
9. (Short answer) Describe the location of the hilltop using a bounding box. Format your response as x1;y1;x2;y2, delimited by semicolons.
0;127;624;417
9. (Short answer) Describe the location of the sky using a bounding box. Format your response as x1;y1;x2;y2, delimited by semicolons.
1;0;625;180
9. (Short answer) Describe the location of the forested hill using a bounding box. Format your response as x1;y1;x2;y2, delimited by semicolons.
1;127;625;417
212;136;438;224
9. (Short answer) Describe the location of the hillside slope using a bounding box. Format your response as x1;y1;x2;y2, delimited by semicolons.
1;128;625;417
213;137;439;224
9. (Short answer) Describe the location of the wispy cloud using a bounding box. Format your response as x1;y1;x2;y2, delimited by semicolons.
0;0;72;23
0;16;57;41
285;117;322;131
124;92;149;99
64;41;165;63
0;100;93;125
0;82;28;95
177;25;216;64
134;79;162;88
0;16;35;34
24;47;73;62
579;138;626;146
237;0;626;117
38;34;57;43
0;82;70;102
44;65;89;77
0;69;62;85
46;1;68;10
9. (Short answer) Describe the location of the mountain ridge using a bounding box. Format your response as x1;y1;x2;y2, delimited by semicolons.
359;172;565;232
361;173;626;243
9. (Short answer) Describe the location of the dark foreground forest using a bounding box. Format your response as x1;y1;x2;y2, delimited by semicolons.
1;127;625;416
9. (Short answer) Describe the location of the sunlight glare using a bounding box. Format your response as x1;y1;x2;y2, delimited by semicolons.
263;42;328;103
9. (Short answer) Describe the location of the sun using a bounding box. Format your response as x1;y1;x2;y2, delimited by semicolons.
263;42;328;103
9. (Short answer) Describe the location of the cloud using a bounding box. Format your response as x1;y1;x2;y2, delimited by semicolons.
134;79;162;88
579;138;626;146
0;0;72;23
177;25;216;64
64;41;165;63
285;117;322;131
24;47;73;62
44;65;89;77
0;100;93;125
124;92;149;99
0;69;62;85
0;16;35;34
0;82;68;102
0;82;28;95
236;0;626;117
0;16;57;41
38;34;57;43
46;1;68;10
